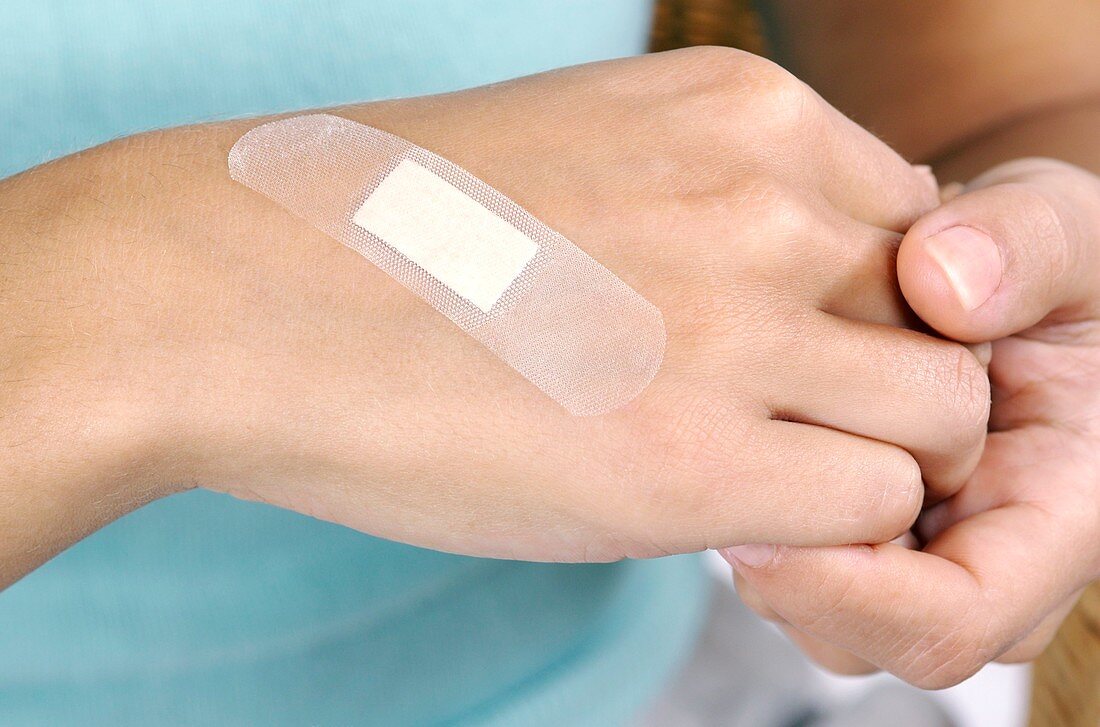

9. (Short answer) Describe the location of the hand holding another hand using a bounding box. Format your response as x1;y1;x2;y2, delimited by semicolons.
726;158;1100;688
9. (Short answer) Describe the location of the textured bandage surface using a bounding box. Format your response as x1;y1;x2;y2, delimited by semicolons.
228;114;665;416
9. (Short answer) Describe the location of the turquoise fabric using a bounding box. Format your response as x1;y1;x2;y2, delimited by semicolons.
0;1;709;725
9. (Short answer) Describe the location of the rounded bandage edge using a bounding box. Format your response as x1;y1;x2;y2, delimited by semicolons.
228;114;665;416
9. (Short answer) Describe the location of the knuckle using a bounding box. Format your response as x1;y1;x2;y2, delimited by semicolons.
669;46;782;95
903;647;982;690
937;346;991;441
871;455;924;539
666;48;820;135
830;451;922;544
672;44;754;73
624;392;757;542
739;59;815;120
757;76;821;136
727;174;818;241
660;46;763;108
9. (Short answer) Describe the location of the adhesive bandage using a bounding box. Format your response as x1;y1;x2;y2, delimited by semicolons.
228;114;665;416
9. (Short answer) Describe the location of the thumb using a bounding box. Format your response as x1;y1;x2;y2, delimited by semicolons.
898;158;1100;342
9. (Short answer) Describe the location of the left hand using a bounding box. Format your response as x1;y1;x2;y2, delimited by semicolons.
722;158;1100;687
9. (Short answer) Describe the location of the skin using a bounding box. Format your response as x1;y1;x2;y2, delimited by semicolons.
0;48;988;588
728;160;1100;687
3;1;1097;692
724;0;1100;688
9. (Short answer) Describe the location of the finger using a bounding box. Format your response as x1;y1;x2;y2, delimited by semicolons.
724;497;1095;689
780;625;879;675
726;532;919;675
898;158;1100;343
768;314;989;503
731;569;785;623
776;530;920;676
734;523;924;624
968;341;993;368
729;58;939;231
814;218;917;329
997;591;1083;664
728;178;914;329
915;432;1019;542
916;427;1078;544
731;556;881;674
677;418;924;548
807;92;940;230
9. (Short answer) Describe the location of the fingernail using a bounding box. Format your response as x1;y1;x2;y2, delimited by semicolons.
923;226;1003;311
718;544;776;569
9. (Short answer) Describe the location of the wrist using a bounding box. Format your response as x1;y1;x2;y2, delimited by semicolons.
0;131;210;574
0;292;179;588
79;119;487;502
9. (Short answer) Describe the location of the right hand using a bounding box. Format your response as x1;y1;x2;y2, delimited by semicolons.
719;157;1100;687
5;48;988;565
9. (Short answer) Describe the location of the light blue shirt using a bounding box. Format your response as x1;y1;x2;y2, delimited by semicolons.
0;2;708;724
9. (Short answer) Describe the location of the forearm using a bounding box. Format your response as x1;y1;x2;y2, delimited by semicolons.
0;136;202;587
0;103;471;588
0;48;990;585
0;84;680;585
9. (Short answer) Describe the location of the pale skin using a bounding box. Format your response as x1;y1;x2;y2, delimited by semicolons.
724;0;1100;688
1;48;983;585
0;1;1096;692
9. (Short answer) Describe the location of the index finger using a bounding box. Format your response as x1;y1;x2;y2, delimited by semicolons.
725;498;1094;688
721;53;940;230
777;80;940;230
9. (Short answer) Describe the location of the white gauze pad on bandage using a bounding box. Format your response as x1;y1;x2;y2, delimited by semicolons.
228;114;665;416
